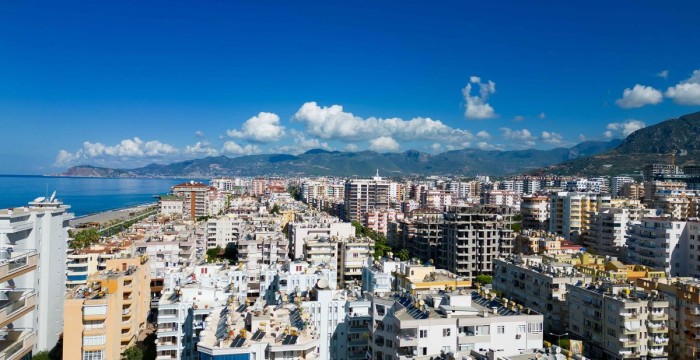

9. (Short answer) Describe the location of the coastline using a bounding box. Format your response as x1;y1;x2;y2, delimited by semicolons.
70;202;157;227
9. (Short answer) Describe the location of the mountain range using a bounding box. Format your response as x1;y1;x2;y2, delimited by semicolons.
546;111;700;176
60;111;700;178
61;140;621;178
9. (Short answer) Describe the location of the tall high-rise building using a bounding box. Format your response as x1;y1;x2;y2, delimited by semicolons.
0;196;73;354
548;192;611;240
440;205;515;279
172;181;216;219
343;171;390;222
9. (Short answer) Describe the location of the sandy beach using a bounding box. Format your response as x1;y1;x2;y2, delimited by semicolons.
70;203;157;227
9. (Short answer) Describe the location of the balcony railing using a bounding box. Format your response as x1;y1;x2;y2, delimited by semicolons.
0;330;35;360
0;290;36;328
0;251;38;283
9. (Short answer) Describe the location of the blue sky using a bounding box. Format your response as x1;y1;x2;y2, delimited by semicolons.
1;1;700;174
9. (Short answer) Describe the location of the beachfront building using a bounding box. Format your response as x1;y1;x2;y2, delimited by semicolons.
63;257;151;359
0;196;73;354
159;195;185;217
172;181;217;219
66;239;133;289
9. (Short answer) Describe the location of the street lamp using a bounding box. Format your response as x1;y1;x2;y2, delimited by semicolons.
549;332;569;349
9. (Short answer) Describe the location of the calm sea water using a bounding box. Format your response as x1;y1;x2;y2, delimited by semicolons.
0;175;204;217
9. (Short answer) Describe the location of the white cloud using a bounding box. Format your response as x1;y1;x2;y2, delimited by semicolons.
221;141;261;155
270;130;333;155
462;76;497;119
195;130;205;137
605;120;646;138
500;128;537;147
538;112;546;119
293;102;474;145
184;141;219;157
578;134;586;142
657;70;669;79
227;112;286;143
369;136;400;152
476;131;491;139
665;70;700;105
513;115;524;121
540;131;564;145
430;143;442;153
54;137;179;167
615;84;663;108
344;143;358;152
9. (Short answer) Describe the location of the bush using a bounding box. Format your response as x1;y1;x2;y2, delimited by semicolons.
474;274;493;285
123;346;143;360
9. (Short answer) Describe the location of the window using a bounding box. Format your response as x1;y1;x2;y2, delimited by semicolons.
517;325;526;334
528;323;543;334
443;328;451;337
497;326;505;334
83;335;105;346
83;350;104;360
420;330;428;338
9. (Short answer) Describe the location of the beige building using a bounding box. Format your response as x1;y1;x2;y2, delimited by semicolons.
63;257;151;360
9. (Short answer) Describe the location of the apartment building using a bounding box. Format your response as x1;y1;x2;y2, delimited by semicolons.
287;218;354;260
493;255;592;334
548;192;612;240
172;181;216;219
0;197;73;354
366;290;543;359
66;240;133;289
362;258;399;296
159;195;185;217
583;205;654;257
520;195;549;231
611;177;635;198
567;282;669;360
362;208;404;236
441;205;515;279
343;172;390;222
63;257;150;359
626;217;688;276
481;190;520;209
206;215;242;249
394;262;471;295
339;237;375;284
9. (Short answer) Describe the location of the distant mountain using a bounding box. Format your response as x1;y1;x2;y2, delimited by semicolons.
547;111;700;176
60;140;621;178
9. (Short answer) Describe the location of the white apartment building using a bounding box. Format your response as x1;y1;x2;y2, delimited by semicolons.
520;195;549;231
343;173;390;222
361;258;399;296
0;197;73;354
626;218;688;276
367;290;543;359
549;191;612;240
159;195;184;217
493;255;592;334
288;219;354;260
206;215;242;249
583;205;654;257
481;190;520;209
611;176;635;198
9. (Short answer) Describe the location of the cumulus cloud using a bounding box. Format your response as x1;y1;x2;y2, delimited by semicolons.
54;137;179;166
513;115;524;122
604;120;646;138
476;131;491;139
430;143;442;153
500;128;537;148
195;130;205;138
221;141;261;155
184;141;219;157
540;131;564;145
615;84;663;108
462;76;497;119
227;112;286;143
665;70;700;105
293;102;474;145
270;130;332;155
657;70;669;79
538;112;546;119
344;144;358;152
369;136;400;152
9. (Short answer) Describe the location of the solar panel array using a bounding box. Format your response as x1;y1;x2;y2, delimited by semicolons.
392;294;429;319
470;293;517;316
282;335;298;345
230;335;246;348
251;330;266;341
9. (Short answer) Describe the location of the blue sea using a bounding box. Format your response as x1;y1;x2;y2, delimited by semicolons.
0;175;204;217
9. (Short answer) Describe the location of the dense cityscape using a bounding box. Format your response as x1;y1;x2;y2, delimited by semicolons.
6;160;700;359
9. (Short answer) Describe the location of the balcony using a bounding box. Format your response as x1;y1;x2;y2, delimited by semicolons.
0;290;36;328
648;313;668;321
0;251;37;283
0;330;34;360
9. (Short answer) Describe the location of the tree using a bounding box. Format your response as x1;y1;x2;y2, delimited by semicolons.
270;204;281;215
123;346;144;360
474;274;493;286
70;228;100;249
396;248;410;261
206;246;223;263
223;242;238;262
32;352;49;360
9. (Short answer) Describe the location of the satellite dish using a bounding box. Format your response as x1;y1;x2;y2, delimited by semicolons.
33;197;46;203
49;191;56;202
